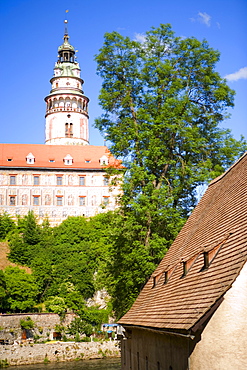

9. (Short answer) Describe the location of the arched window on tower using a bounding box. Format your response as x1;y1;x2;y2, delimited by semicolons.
65;123;73;138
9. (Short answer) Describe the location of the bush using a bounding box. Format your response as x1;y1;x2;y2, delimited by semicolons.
20;317;35;329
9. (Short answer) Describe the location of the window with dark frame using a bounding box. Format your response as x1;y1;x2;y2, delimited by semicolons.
65;123;73;137
10;175;16;185
79;196;86;206
79;176;85;186
33;176;40;186
33;196;39;206
9;196;16;206
56;197;63;206
103;177;109;186
57;176;63;186
103;196;109;205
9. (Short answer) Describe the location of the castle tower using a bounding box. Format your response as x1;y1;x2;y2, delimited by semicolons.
45;21;89;145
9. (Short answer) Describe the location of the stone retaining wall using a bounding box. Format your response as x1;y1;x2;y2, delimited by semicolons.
0;341;120;366
0;313;76;342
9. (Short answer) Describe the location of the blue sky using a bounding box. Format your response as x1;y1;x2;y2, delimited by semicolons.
1;0;246;147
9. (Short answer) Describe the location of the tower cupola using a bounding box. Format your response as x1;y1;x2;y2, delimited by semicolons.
44;21;89;146
58;21;75;63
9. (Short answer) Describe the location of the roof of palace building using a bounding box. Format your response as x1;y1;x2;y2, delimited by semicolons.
119;152;247;335
0;144;122;171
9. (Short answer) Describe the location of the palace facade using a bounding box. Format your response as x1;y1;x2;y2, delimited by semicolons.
0;22;121;225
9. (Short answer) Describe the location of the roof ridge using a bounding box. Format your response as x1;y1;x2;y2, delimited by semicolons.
209;151;247;187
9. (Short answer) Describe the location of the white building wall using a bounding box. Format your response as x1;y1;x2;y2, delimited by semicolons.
0;169;119;226
190;261;247;370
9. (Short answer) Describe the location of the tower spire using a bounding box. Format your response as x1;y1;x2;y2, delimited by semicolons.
64;19;68;36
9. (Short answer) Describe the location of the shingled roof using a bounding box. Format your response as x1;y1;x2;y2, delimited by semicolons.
119;152;247;335
0;144;121;170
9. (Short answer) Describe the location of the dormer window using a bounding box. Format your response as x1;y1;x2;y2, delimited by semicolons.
85;159;91;163
202;240;225;270
181;254;198;277
7;158;13;162
64;154;73;165
152;272;163;288
164;266;176;284
100;155;109;166
26;152;35;164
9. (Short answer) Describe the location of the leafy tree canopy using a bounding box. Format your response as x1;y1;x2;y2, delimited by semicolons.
0;213;16;241
4;266;38;312
95;24;247;318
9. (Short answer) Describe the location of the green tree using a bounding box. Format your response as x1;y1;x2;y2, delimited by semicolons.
4;266;38;312
0;213;16;240
95;24;247;317
22;211;41;245
8;211;41;266
45;296;67;315
0;270;7;312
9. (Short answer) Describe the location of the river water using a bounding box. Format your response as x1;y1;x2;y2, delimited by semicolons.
8;358;121;370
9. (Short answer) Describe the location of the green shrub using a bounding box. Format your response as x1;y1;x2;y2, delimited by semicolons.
20;317;34;329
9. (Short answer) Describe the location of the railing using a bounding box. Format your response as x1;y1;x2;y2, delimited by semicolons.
46;107;87;113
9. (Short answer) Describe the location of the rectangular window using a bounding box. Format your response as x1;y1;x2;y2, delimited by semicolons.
10;175;16;185
79;176;85;186
57;176;63;186
103;196;109;205
9;196;16;206
103;177;109;186
79;196;86;206
56;197;63;206
33;196;39;206
33;176;40;185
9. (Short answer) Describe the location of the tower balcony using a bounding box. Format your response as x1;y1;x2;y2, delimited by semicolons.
46;107;88;114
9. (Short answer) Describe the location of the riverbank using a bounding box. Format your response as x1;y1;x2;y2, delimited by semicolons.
0;341;120;367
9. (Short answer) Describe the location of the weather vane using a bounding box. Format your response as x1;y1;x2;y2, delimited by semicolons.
64;10;69;35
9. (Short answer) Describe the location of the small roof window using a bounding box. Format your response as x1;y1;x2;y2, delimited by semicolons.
85;159;91;163
64;154;73;165
26;152;35;164
100;155;109;166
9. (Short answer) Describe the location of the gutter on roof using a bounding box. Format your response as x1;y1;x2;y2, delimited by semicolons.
0;166;106;172
119;324;195;340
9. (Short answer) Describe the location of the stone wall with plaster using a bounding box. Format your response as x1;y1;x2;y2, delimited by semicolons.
0;313;76;343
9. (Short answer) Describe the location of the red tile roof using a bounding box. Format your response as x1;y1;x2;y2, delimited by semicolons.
119;152;247;334
0;144;121;170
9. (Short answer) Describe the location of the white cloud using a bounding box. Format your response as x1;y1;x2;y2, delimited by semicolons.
225;67;247;81
134;33;146;43
198;12;211;27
